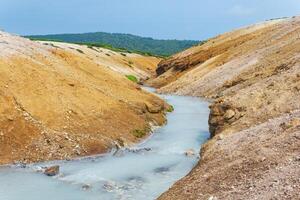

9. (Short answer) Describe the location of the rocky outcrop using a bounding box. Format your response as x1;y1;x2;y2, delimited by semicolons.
44;165;60;176
209;101;245;137
0;31;168;165
156;17;300;199
145;102;163;113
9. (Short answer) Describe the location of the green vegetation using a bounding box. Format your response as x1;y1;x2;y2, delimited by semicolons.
131;129;146;138
25;32;200;57
166;105;174;112
29;38;64;42
76;49;84;54
125;75;138;83
43;43;60;48
267;16;289;21
128;61;134;65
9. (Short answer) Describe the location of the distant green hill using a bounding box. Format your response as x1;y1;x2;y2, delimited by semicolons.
26;32;200;57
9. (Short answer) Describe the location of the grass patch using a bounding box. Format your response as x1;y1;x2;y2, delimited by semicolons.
131;129;146;138
126;75;138;83
26;37;168;58
87;46;101;53
127;60;134;68
43;43;60;48
166;105;174;112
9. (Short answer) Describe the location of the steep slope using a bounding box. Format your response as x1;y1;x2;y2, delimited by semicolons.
26;32;199;56
0;31;170;165
154;17;300;199
38;41;161;82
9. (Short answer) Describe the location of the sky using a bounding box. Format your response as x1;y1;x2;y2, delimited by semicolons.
0;0;299;40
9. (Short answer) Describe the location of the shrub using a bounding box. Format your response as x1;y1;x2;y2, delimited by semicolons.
131;129;146;138
125;75;138;83
166;105;174;112
76;49;84;54
128;60;134;65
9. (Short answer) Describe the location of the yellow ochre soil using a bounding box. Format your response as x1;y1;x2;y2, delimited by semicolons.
0;31;170;165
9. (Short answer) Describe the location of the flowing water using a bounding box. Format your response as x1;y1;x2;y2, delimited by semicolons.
0;89;210;200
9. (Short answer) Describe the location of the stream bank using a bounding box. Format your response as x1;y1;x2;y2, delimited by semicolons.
0;89;210;200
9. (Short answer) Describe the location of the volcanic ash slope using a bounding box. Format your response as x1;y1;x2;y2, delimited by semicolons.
153;17;300;200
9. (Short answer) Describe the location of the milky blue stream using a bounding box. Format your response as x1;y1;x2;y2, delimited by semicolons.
0;89;210;200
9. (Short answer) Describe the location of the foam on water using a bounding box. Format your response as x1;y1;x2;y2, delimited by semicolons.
0;90;210;200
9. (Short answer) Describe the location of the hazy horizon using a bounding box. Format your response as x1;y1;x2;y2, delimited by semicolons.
1;0;300;40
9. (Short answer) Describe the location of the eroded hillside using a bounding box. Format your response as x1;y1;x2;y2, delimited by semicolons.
0;31;169;165
153;17;300;199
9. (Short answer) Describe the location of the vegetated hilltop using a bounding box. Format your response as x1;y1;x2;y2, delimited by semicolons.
0;31;171;165
38;40;161;82
152;17;300;199
25;32;200;57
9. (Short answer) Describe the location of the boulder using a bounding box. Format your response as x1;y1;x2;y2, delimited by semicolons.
44;165;60;176
224;109;235;120
82;184;92;191
145;102;161;113
216;134;224;141
184;149;196;157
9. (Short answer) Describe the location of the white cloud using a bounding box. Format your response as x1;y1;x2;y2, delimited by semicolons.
228;5;255;16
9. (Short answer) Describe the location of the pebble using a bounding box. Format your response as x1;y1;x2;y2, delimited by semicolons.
185;149;196;157
82;184;92;191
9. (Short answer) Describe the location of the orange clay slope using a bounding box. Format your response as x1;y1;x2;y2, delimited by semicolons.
0;31;171;165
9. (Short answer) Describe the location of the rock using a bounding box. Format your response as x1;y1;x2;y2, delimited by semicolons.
113;147;152;157
7;116;14;121
103;182;115;192
209;103;238;137
135;85;142;90
82;184;92;191
216;134;224;140
34;166;44;173
127;176;145;183
116;138;126;148
14;162;27;168
128;147;152;153
208;196;218;200
44;165;60;176
185;149;196;157
154;166;170;174
224;109;235;120
294;85;300;91
145;102;161;113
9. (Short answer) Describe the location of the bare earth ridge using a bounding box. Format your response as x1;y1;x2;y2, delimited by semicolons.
152;17;300;200
0;31;170;165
